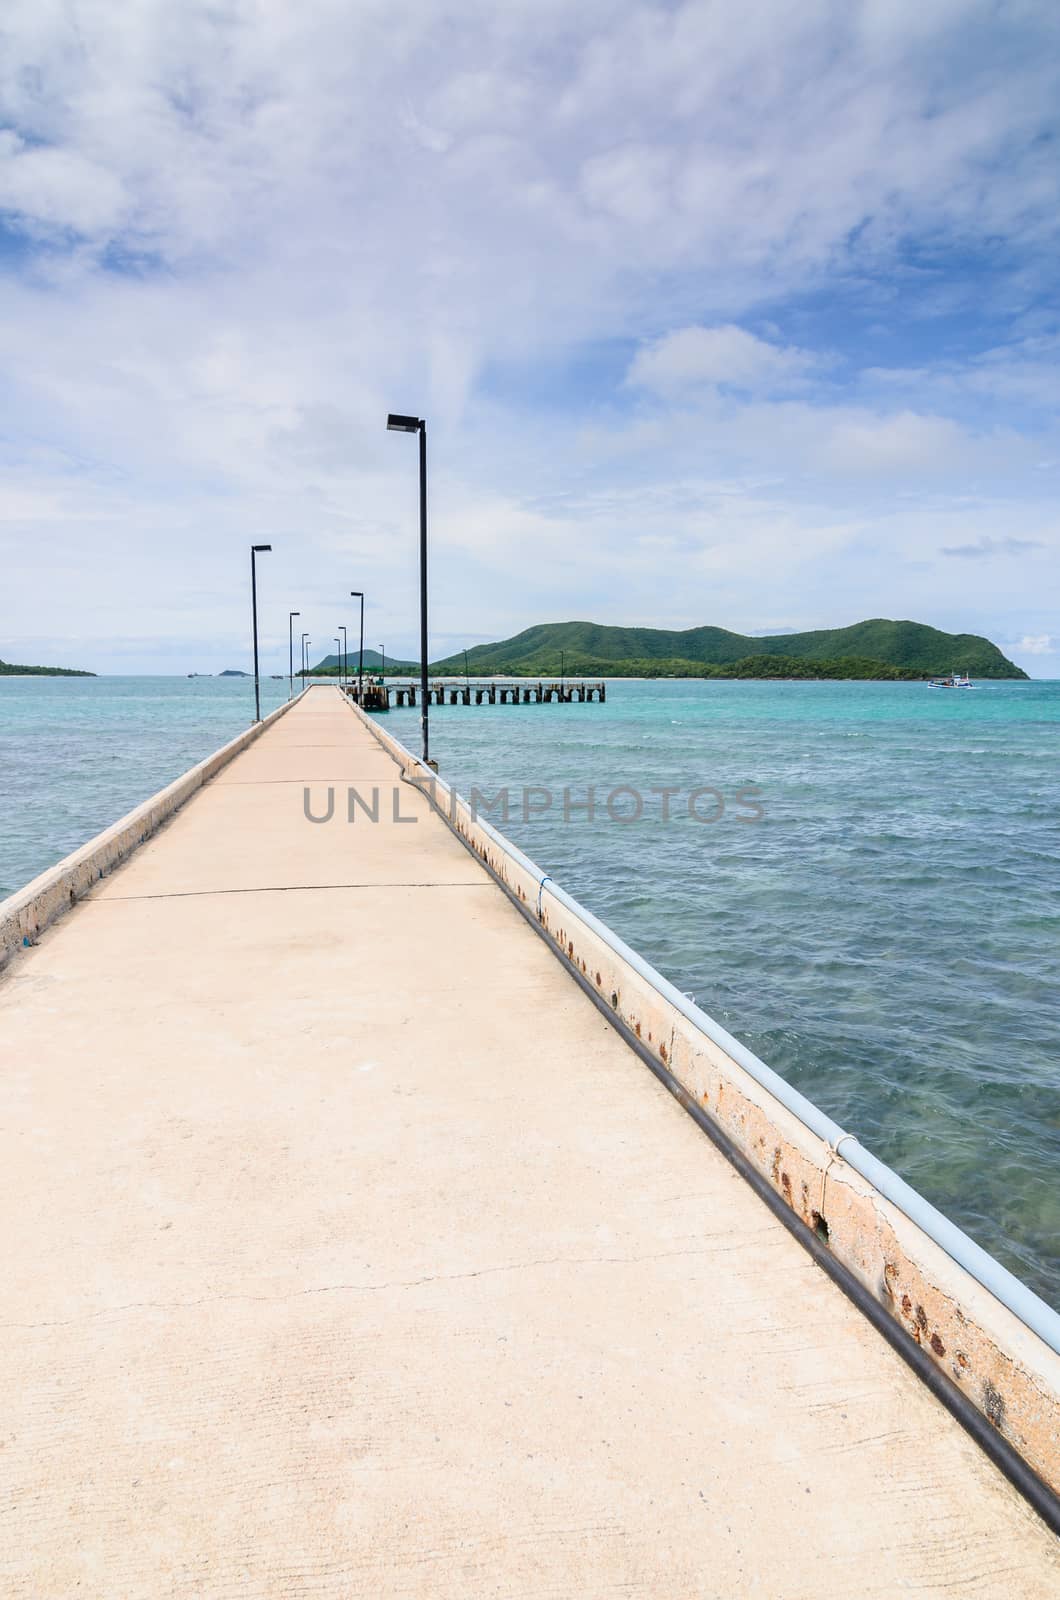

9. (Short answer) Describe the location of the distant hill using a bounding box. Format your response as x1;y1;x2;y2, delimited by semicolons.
218;669;250;677
426;620;1026;679
309;649;416;674
0;658;94;677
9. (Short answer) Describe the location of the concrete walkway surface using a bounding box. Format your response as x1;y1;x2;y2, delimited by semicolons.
1;686;1057;1597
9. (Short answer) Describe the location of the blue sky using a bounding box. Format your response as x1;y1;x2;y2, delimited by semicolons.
0;0;1057;675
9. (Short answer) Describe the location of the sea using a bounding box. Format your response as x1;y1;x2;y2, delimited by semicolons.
2;672;1057;1306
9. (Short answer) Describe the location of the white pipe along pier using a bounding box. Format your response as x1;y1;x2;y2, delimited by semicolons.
1;683;1058;1597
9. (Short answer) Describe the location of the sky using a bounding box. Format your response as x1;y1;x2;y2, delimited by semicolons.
0;0;1058;676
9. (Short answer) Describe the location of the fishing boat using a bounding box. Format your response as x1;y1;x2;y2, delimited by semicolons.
928;669;975;688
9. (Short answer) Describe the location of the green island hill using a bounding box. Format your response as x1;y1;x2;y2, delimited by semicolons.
329;619;1026;680
0;658;94;677
308;649;416;675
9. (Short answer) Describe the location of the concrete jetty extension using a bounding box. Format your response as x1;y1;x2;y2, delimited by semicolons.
1;685;1057;1596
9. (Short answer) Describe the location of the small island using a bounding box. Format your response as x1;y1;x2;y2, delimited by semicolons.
0;657;94;677
416;618;1028;681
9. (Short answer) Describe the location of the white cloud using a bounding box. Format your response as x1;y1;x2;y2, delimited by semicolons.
0;132;127;234
819;411;974;476
942;535;1045;559
861;335;1060;418
628;326;817;394
581;144;674;227
0;2;1056;671
1015;634;1053;655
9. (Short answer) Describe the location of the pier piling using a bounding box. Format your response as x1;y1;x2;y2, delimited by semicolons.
356;679;605;710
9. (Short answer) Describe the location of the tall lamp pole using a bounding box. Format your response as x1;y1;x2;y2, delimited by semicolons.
288;611;300;699
350;590;364;706
301;633;310;680
386;413;430;763
339;624;348;690
333;638;341;686
250;543;272;722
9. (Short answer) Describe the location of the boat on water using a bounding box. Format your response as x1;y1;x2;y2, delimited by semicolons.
928;668;976;688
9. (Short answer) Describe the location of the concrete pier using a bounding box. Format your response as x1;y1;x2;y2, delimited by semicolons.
1;686;1057;1596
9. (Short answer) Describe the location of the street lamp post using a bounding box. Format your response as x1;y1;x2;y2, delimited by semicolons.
334;637;341;685
338;624;348;690
386;413;430;764
250;543;272;722
301;633;310;680
288;611;300;699
350;590;364;706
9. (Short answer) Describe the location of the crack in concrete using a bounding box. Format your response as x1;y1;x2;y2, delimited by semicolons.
94;882;491;902
2;1243;737;1330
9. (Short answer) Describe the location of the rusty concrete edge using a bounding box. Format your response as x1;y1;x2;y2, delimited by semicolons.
0;690;305;973
342;689;1060;1514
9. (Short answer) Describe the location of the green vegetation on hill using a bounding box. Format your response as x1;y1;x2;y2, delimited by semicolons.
398;652;922;681
0;658;94;677
309;650;415;674
424;619;1025;679
567;654;930;681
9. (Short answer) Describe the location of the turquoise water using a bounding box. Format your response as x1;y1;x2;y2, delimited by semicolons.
384;679;1060;1308
2;674;1057;1306
0;675;292;897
